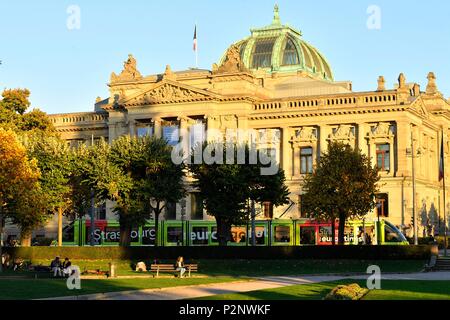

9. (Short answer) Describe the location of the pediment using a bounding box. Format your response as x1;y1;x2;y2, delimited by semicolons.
121;80;219;106
407;97;429;119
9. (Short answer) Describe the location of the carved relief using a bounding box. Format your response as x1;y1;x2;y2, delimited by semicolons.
214;44;248;74
330;125;355;140
110;54;143;83
124;83;210;105
370;122;393;137
292;127;317;143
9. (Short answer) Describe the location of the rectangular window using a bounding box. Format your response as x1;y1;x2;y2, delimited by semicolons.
300;147;313;174
249;226;266;245
376;193;389;218
190;193;203;220
376;144;390;171
166;227;182;244
300;226;316;245
274;226;291;243
162;119;180;146
136;119;154;137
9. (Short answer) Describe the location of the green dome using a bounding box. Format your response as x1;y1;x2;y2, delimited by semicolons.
220;5;333;81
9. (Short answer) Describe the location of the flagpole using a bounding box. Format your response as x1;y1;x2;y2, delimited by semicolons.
442;127;448;257
195;22;198;69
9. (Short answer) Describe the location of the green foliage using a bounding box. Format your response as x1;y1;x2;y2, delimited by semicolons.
324;283;369;300
83;136;185;246
0;89;55;134
302;142;380;244
188;142;290;246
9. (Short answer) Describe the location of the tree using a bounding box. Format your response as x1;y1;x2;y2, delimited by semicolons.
301;142;380;245
0;89;56;134
189;142;290;246
138;138;185;247
21;132;73;246
0;129;40;271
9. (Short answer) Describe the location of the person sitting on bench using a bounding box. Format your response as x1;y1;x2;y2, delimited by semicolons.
175;256;186;278
50;256;62;277
62;257;72;277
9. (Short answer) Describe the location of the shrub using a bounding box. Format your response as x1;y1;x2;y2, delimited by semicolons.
325;283;369;300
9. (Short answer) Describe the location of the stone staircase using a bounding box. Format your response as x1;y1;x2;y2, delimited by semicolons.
434;258;450;271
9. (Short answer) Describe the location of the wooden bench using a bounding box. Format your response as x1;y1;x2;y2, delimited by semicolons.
150;264;198;278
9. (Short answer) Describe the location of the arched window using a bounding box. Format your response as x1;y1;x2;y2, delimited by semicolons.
282;38;300;65
251;38;276;69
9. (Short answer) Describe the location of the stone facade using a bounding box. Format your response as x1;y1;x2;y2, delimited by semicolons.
7;7;450;241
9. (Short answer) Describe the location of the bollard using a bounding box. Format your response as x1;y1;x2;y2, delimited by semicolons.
108;262;116;278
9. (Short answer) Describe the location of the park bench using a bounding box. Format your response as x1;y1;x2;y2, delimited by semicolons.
82;268;110;277
150;263;198;278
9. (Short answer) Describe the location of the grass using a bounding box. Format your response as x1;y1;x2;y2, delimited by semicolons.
0;259;428;300
196;280;450;300
6;259;426;278
0;276;244;300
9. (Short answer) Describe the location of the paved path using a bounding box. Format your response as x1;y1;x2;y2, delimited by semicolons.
42;272;450;300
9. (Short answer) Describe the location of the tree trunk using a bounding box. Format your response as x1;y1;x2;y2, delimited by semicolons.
338;211;346;245
58;207;63;247
20;230;32;247
119;224;132;247
154;209;160;247
216;217;230;247
331;219;336;246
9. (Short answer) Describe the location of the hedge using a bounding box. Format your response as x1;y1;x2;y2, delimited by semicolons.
2;245;434;261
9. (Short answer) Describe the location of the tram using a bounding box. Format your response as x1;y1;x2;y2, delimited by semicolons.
62;219;409;246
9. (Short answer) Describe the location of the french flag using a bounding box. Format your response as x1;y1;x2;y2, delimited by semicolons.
193;25;197;52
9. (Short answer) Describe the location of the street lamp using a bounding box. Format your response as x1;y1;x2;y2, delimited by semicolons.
180;199;186;246
407;126;420;245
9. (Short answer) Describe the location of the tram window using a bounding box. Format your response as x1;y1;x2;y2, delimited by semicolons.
167;227;182;244
300;227;316;245
191;227;209;245
249;226;266;245
357;226;376;245
384;224;403;243
142;227;156;245
231;227;246;244
62;223;75;242
274;226;290;243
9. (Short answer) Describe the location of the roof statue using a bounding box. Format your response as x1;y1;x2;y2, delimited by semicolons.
377;76;386;91
398;73;406;89
214;44;248;74
426;72;440;96
110;54;143;83
163;64;177;80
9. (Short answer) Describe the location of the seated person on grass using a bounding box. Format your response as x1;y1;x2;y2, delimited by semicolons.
62;258;72;277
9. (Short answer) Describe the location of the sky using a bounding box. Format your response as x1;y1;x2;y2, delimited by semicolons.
1;0;450;115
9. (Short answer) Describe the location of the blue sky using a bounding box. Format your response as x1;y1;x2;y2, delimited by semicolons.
1;0;449;114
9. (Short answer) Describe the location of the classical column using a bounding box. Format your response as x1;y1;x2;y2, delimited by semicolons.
281;127;292;178
357;123;369;156
396;121;411;177
318;125;329;156
154;117;162;138
129;120;136;137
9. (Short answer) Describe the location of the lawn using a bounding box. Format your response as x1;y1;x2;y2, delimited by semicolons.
0;259;428;300
8;259;426;277
0;276;244;300
197;280;450;300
